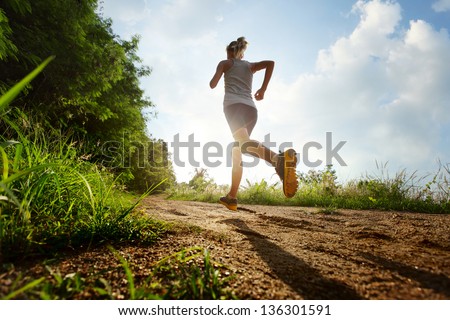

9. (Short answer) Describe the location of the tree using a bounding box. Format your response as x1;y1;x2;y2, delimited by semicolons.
0;0;175;191
0;5;19;93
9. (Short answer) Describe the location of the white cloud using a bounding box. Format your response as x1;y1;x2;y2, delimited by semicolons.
101;0;151;25
264;0;450;180
432;0;450;12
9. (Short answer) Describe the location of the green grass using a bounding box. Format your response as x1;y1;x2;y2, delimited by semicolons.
168;164;450;214
0;109;169;260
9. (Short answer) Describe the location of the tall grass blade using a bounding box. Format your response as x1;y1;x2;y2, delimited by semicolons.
12;143;23;171
0;146;9;180
74;171;96;214
115;178;167;223
0;181;22;209
0;141;20;149
1;163;56;185
109;246;135;299
2;277;45;300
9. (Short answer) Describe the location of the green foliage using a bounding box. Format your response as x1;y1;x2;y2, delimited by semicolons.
295;163;449;212
168;168;228;202
39;267;86;300
118;136;176;193
0;56;55;112
1;0;152;135
0;0;175;192
168;165;450;214
0;7;18;63
0;63;172;297
239;179;284;205
188;168;212;192
299;165;339;195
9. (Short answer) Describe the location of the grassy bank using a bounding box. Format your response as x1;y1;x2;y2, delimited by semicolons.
0;109;165;261
0;111;234;299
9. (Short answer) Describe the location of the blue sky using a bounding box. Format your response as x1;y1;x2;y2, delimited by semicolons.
101;0;450;186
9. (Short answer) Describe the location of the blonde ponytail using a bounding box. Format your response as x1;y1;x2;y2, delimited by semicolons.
226;36;248;59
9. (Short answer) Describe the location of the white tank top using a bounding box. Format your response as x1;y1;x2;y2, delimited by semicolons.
223;59;256;109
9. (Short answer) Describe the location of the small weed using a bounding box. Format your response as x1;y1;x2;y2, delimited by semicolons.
148;247;236;300
317;206;339;215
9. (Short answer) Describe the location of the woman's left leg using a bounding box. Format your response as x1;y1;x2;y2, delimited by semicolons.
228;142;243;199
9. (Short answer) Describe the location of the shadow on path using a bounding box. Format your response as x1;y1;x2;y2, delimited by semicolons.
360;252;450;298
222;218;361;300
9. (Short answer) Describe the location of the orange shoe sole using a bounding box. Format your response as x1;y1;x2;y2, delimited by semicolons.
219;199;238;211
283;149;299;198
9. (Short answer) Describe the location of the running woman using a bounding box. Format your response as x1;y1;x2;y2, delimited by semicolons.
210;37;298;211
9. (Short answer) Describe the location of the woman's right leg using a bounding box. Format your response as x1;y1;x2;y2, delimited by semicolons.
233;127;278;167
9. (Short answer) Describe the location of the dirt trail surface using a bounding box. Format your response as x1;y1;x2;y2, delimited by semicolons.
142;197;450;299
1;197;449;300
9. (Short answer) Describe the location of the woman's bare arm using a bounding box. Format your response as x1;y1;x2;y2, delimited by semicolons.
210;60;233;89
251;60;275;101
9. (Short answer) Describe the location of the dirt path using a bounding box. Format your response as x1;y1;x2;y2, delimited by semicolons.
2;197;449;300
141;197;450;299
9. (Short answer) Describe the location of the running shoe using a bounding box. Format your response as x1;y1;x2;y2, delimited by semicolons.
275;149;299;198
219;195;238;211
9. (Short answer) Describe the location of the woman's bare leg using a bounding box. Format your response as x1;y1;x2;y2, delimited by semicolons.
233;127;277;166
227;127;278;198
228;145;242;199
